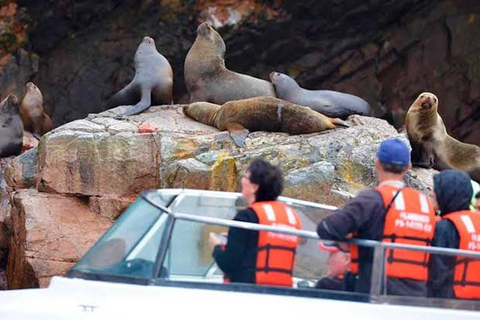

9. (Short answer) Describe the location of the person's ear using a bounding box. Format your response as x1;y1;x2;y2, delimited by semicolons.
374;159;381;172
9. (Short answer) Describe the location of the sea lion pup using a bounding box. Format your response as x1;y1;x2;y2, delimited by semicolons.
270;72;371;119
20;82;54;139
105;36;173;116
183;96;348;147
184;22;276;104
405;92;480;182
0;94;23;158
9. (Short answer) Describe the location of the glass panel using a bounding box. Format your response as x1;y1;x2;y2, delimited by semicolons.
72;196;167;279
162;192;335;286
164;193;238;278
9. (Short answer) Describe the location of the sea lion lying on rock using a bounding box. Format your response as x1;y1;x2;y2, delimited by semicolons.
270;72;371;119
183;96;348;147
405;92;480;182
184;22;275;104
106;36;173;116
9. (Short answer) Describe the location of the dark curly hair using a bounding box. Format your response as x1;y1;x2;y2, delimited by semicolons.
246;159;284;202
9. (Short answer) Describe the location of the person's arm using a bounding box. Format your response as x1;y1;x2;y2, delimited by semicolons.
427;219;459;298
317;189;383;240
212;208;258;273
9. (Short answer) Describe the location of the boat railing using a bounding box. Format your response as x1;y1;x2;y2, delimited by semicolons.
141;189;480;309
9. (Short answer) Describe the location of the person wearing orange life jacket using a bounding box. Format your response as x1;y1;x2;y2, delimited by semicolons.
209;159;302;286
427;169;480;299
317;138;436;296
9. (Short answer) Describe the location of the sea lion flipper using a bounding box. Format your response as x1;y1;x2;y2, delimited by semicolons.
410;140;434;168
225;122;249;148
122;88;152;116
331;118;350;128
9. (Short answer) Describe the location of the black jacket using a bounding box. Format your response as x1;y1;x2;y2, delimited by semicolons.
427;170;473;298
315;272;357;292
212;208;259;283
317;182;427;296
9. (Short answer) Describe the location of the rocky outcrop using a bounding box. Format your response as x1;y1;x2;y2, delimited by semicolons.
0;105;438;288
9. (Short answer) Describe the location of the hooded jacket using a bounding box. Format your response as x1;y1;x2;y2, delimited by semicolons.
427;169;473;298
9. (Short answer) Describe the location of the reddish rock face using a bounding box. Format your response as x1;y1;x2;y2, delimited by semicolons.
6;190;112;288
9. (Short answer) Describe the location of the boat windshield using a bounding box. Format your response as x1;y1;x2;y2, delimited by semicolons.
70;189;334;283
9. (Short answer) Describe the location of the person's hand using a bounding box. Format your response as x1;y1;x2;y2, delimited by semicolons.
208;232;224;251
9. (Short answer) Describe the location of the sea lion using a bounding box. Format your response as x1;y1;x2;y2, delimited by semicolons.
270;72;371;119
105;36;173;116
0;94;23;158
20;82;53;139
183;96;348;147
405;92;480;182
184;22;275;104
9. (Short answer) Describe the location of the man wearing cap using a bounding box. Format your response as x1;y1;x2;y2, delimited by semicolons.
315;242;355;291
317;138;436;296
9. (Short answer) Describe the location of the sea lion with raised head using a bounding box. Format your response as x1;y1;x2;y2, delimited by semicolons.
20;82;53;139
184;22;275;104
405;92;480;182
270;72;371;119
183;96;348;147
105;36;173;116
0;94;23;158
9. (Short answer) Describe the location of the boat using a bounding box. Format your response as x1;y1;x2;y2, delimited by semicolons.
0;189;479;319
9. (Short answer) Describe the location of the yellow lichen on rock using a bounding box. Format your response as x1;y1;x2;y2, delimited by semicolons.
210;151;237;191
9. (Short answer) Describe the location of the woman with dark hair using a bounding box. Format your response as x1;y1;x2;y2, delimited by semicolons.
209;159;302;286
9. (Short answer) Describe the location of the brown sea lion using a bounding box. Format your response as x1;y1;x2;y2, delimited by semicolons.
20;82;54;139
184;22;275;104
0;94;23;158
405;92;480;182
183;96;348;147
105;36;173;116
270;71;371;119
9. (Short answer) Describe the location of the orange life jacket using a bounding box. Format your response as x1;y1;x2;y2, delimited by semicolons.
444;210;480;299
249;201;302;287
350;185;435;281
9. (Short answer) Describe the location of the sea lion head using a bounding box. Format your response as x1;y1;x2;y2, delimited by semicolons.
270;72;300;93
0;94;20;114
24;82;43;99
414;92;438;113
195;22;226;59
183;102;222;127
135;36;157;62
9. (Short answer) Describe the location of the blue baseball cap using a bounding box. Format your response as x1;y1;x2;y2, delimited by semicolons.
377;138;410;167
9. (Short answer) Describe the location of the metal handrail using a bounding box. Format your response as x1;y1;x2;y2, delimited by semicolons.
143;192;480;260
